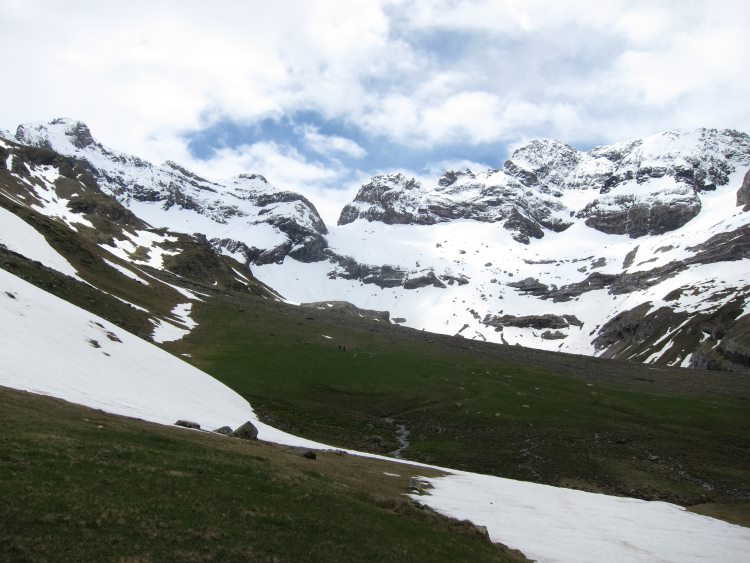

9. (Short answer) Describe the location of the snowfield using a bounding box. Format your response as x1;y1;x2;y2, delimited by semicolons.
412;472;750;563
254;165;750;364
0;267;322;449
0;205;82;281
1;266;748;562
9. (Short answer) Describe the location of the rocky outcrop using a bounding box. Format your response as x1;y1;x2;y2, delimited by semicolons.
578;192;701;237
338;129;750;241
338;174;432;226
541;330;567;340
685;224;750;265
326;254;408;288
716;314;750;367
441;274;470;286
738;169;750;211
337;171;571;244
593;304;689;361
301;301;391;323
325;252;460;291
528;264;683;303
482;313;579;331
622;246;639;269
506;227;749;309
592;293;750;371
507;277;550;297
403;271;446;289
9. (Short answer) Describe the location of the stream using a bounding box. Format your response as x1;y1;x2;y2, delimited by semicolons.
384;417;411;458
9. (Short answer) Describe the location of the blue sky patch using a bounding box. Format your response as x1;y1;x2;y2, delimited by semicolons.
184;111;512;178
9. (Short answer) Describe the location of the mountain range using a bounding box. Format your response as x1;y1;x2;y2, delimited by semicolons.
2;118;750;561
2;118;750;373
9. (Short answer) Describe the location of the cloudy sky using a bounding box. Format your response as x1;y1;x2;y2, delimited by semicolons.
2;0;748;223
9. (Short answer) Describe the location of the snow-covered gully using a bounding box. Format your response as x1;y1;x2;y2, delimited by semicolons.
1;267;748;563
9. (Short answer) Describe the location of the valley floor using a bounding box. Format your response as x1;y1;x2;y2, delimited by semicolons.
2;267;750;562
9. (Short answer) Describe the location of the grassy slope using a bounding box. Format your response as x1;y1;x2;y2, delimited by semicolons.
165;292;750;519
0;386;525;562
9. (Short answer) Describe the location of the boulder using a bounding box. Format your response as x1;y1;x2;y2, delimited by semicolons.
175;420;200;430
403;271;447;289
541;330;567;340
507;277;550;297
300;300;391;323
408;477;433;494
233;421;259;440
622;246;639;269
214;426;234;436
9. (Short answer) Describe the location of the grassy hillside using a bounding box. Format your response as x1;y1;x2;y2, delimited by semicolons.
2;240;748;525
0;386;525;562
165;291;750;520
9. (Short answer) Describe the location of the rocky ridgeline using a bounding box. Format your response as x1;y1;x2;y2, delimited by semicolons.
322;251;470;290
5;121;750;372
338;129;750;242
0;137;263;298
338;171;570;244
14;119;328;265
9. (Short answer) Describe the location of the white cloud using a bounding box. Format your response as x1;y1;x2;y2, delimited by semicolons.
301;126;366;159
1;0;749;217
188;142;337;185
174;140;352;226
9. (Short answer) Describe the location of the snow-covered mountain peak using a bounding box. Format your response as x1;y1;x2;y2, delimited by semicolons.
236;172;269;184
225;173;278;195
338;127;750;242
367;172;422;192
583;128;750;188
337;173;427;226
256;127;750;371
13;118;328;265
436;169;478;189
504;138;581;189
16;117;99;152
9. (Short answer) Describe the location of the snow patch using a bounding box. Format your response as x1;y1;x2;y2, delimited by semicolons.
411;472;750;563
0;205;82;280
151;303;197;343
102;258;151;285
1;267;749;562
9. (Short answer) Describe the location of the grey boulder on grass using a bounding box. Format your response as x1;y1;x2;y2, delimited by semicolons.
233;420;259;440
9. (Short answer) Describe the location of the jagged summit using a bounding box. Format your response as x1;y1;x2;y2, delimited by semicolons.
338;128;750;242
14;118;328;265
258;127;750;371
16;117;98;151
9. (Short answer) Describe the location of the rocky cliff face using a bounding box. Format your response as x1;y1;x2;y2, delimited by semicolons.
15;119;328;265
338;169;571;244
738;169;750;211
339;129;750;242
259;128;750;372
